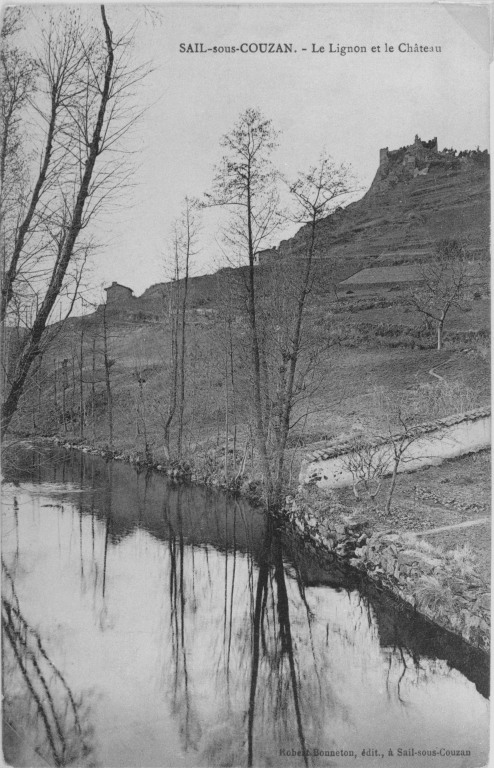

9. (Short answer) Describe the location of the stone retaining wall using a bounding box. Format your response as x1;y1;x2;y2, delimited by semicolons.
301;408;491;490
304;407;490;464
283;495;490;652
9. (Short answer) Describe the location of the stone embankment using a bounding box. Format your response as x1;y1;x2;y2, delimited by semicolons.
51;438;264;501
283;494;490;652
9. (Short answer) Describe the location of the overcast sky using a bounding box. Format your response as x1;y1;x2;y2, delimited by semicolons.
22;3;491;300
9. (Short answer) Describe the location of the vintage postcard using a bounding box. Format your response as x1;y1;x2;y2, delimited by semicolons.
0;2;490;767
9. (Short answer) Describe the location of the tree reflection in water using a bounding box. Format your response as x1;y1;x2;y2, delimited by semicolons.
247;516;308;767
159;489;342;768
2;447;489;768
2;561;96;767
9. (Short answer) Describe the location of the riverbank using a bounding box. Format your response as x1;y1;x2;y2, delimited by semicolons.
329;449;491;585
35;435;267;504
283;486;490;652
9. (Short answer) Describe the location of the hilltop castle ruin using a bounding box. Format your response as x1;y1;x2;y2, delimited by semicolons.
103;135;489;318
379;135;438;169
256;135;489;267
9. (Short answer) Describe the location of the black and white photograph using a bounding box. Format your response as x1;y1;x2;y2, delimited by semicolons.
0;2;490;766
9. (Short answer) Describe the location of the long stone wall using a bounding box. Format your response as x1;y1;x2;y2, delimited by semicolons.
300;409;491;490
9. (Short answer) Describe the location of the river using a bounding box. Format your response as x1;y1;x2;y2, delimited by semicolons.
1;445;489;767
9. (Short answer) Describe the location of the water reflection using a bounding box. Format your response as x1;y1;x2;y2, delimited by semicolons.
247;517;323;767
2;561;95;766
1;446;490;767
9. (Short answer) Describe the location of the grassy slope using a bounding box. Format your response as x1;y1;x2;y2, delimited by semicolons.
18;283;489;457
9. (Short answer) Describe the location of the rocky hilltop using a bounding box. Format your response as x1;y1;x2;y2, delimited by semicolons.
260;135;489;272
102;135;489;320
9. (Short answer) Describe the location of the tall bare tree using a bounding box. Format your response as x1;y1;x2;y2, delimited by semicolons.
262;152;353;502
1;6;148;434
205;108;283;502
160;198;201;459
176;197;200;457
207;115;354;506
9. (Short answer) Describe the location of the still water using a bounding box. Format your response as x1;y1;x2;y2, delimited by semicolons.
1;446;489;768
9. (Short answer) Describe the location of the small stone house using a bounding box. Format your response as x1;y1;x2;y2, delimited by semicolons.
104;282;134;304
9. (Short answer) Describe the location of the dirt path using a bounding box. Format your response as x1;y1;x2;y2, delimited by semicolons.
428;366;445;381
415;517;490;536
428;353;456;382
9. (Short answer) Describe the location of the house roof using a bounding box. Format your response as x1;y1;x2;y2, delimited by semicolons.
104;281;133;293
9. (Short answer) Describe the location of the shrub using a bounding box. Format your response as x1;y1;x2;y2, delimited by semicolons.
415;575;454;618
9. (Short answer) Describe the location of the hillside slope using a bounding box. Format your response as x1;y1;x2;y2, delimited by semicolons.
260;135;489;270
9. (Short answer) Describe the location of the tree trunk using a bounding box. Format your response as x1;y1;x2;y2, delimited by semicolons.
79;328;84;438
71;357;76;431
62;359;67;434
271;215;317;506
246;180;272;500
177;220;190;458
224;327;229;483
91;338;96;443
53;359;57;415
228;319;237;475
163;278;179;458
102;306;113;447
437;318;444;350
385;459;400;513
139;377;150;460
37;358;42;428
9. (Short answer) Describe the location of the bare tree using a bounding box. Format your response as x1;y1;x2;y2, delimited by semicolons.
91;337;97;442
344;388;448;514
1;6;149;434
382;410;427;513
132;366;150;459
78;321;86;438
176;198;200;457
160;235;180;458
342;437;388;502
262;152;353;503
409;239;471;350
159;198;201;459
206;119;354;506
204;108;283;503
